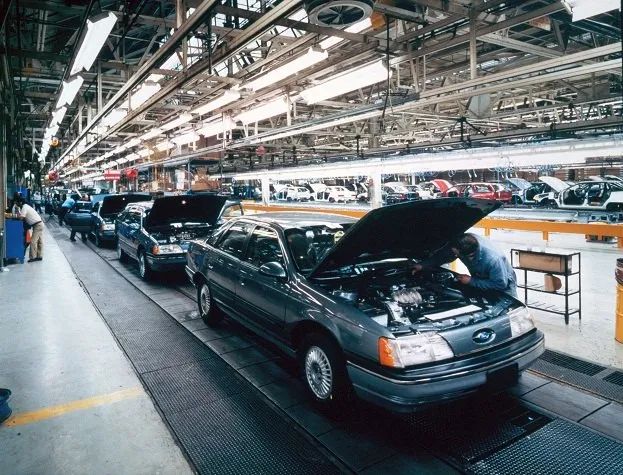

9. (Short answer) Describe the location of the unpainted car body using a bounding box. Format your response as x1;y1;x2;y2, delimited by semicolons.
186;199;544;411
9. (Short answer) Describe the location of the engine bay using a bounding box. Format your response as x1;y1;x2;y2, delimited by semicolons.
320;262;514;334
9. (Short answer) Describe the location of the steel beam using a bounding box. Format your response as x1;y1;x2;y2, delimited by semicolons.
480;33;563;58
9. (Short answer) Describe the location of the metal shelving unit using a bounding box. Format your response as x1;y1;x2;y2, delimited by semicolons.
511;249;581;325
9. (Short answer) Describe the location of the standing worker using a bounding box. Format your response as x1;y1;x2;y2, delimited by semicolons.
58;193;78;226
413;233;517;297
32;191;43;212
16;197;44;262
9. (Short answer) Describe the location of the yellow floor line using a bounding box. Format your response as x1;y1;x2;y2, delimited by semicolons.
3;386;144;428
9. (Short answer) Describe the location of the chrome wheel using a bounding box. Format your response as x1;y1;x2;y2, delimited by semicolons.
305;346;333;400
199;284;211;316
138;253;146;278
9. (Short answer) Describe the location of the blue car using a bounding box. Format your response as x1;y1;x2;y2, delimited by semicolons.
116;194;243;280
90;193;151;247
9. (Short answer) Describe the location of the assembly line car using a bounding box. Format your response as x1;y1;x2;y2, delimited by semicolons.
186;199;544;412
116;194;243;280
90;193;151;247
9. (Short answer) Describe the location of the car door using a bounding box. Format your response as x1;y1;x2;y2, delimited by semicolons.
238;225;289;336
90;201;100;234
207;222;252;311
116;210;131;253
124;209;142;258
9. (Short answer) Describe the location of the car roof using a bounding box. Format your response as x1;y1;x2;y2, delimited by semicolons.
236;212;356;229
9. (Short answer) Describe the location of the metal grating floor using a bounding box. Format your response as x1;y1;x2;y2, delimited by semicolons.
538;349;606;376
604;371;623;387
469;419;623;475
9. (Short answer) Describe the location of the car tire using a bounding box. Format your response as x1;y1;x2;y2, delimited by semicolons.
94;231;101;248
511;196;522;205
138;250;152;280
197;281;223;326
300;333;351;408
328;197;335;203
117;242;128;262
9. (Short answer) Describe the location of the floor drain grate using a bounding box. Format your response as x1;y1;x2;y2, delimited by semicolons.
603;371;623;387
539;350;605;376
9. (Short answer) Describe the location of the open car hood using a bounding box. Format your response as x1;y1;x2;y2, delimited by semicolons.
146;195;228;227
310;198;500;278
100;193;151;216
539;176;568;193
506;177;531;190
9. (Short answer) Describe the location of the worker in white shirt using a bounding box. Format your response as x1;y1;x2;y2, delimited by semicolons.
17;197;44;262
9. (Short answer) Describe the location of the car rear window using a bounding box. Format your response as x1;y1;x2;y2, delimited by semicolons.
285;223;353;274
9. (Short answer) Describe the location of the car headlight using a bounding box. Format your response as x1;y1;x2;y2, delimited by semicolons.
378;333;454;368
508;307;535;337
152;244;184;255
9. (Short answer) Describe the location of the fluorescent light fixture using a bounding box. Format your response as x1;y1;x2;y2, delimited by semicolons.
125;137;141;148
70;12;118;75
111;144;127;155
235;96;289;125
137;149;151;157
563;0;620;21
129;82;161;109
191;89;241;115
101;108;127;127
51;106;68;125
160;113;193;131
140;128;162;141
319;18;371;50
196;117;236;138
126;153;140;161
300;60;390;105
46;124;60;137
243;48;328;92
171;131;201;146
56;76;84;108
156;141;175;151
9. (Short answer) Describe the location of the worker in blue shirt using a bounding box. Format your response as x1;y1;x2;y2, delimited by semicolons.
413;233;518;298
58;194;78;226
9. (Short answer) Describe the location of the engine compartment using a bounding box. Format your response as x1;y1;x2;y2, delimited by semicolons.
320;262;514;334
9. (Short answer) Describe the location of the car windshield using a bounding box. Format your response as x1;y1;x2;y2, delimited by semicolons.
473;185;492;192
284;223;353;274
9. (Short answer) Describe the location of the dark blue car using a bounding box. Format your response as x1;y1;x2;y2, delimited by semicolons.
90;193;151;247
115;194;243;279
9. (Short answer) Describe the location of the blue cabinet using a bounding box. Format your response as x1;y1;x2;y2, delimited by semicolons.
5;219;25;263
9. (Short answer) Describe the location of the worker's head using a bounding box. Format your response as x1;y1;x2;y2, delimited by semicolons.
450;233;479;261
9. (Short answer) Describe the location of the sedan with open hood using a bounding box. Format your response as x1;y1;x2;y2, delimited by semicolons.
186;199;544;411
116;194;243;280
90;193;151;247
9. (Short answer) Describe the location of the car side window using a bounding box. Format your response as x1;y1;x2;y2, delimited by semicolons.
127;211;141;227
221;204;243;219
216;223;250;258
245;227;284;268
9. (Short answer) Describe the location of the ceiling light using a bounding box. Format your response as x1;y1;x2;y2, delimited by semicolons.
101;108;127;127
160;113;193;131
243;48;328;92
125;137;141;148
564;0;620;21
140;128;162;141
196;117;236;138
156;141;175;151
129;82;161;109
56;75;84;108
300;60;390;104
137;149;151;157
319;18;371;50
51;106;67;125
171;131;201;146
126;153;140;161
70;12;118;75
191;89;241;116
235;96;290;125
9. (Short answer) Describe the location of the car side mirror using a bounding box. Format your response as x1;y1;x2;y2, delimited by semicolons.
259;261;287;279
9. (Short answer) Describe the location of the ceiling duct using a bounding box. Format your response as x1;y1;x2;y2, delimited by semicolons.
305;0;375;27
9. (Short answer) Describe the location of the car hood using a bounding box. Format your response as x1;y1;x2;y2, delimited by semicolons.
146;195;228;227
539;176;568;192
101;194;151;216
310;198;500;278
506;177;531;190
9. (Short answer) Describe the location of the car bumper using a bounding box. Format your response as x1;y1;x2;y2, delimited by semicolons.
146;253;186;272
346;330;544;413
96;230;117;241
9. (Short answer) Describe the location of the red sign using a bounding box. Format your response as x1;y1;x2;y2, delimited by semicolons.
125;168;138;180
103;170;121;180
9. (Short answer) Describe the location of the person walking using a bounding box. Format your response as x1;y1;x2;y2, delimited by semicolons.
16;197;44;262
58;194;78;226
32;191;42;212
413;232;517;297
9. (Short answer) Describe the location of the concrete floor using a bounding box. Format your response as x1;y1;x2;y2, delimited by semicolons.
0;225;192;474
476;229;623;369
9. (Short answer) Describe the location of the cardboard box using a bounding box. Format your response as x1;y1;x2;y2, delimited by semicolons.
518;251;568;273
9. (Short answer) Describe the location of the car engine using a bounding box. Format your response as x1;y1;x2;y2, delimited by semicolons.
325;266;511;334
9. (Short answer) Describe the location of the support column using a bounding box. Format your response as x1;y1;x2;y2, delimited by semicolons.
261;176;270;206
370;171;382;209
469;7;478;80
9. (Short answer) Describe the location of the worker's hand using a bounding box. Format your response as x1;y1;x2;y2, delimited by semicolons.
411;263;423;275
457;274;471;285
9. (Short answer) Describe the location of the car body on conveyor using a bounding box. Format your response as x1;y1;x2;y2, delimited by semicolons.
448;183;513;203
116;194;243;280
186;199;544;412
90;193;151;247
549;180;623;211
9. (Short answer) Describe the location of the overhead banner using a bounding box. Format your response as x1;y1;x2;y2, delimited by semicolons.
103;170;121;181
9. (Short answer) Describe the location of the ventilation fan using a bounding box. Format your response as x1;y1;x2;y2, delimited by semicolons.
305;0;375;27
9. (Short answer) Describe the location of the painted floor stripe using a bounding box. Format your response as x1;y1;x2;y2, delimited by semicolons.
3;387;144;427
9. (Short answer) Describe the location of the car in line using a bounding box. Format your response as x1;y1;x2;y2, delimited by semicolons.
116;194;243;280
64;200;93;235
316;185;356;203
90;193;151;247
548;180;623;211
447;183;513;203
186;199;544;412
383;182;420;203
275;185;312;202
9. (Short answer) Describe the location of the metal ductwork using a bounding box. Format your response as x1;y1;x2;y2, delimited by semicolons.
305;0;375;27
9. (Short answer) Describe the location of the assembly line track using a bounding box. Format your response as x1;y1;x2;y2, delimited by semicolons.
50;221;623;475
